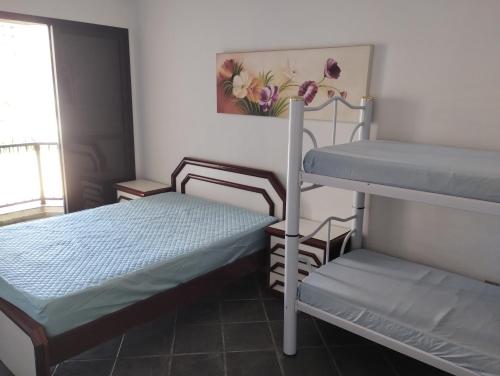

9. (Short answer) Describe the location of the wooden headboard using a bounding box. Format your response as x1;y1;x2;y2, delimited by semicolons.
171;158;286;219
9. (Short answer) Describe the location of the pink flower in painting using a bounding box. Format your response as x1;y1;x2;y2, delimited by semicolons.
259;85;279;112
340;90;347;99
324;58;341;79
327;90;335;98
218;59;235;80
298;81;318;105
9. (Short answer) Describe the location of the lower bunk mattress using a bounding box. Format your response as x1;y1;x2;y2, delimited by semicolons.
303;140;500;203
0;192;276;336
299;249;500;376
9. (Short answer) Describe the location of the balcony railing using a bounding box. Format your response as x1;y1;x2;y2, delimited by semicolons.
0;142;64;209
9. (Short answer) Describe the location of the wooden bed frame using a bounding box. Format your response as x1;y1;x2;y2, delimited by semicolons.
0;158;285;376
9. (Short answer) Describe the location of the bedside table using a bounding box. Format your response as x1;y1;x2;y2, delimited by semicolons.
265;218;349;294
114;179;170;202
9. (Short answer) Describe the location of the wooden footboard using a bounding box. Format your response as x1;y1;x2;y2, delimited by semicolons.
0;299;50;376
0;249;266;376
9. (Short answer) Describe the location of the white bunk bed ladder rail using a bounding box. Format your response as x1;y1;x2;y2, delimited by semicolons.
351;96;373;248
283;95;374;356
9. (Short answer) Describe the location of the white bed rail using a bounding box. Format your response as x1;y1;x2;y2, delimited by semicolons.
283;95;374;356
304;95;367;111
302;128;318;149
299;215;356;262
305;95;372;146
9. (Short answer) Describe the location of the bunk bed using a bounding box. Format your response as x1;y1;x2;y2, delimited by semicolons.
283;96;500;376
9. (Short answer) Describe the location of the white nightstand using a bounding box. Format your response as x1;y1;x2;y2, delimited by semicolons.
265;218;349;294
114;179;171;202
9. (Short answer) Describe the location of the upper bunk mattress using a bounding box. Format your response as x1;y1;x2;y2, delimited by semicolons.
0;192;276;336
299;249;500;376
303;140;500;203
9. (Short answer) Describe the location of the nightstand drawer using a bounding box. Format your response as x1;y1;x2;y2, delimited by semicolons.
270;263;308;279
266;218;349;296
269;273;284;293
270;237;324;266
270;245;321;272
270;257;309;278
269;259;309;293
116;191;137;202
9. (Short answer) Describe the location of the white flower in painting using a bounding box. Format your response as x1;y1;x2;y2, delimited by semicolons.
282;58;298;80
232;71;252;98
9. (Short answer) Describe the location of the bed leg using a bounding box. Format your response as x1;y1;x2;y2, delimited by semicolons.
283;234;299;356
34;341;51;376
283;97;304;356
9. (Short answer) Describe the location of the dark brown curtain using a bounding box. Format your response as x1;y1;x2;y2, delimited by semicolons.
52;21;135;212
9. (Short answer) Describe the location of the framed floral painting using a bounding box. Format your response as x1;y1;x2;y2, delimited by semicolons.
216;45;372;122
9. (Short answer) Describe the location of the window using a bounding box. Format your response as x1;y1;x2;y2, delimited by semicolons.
0;19;63;213
0;11;135;216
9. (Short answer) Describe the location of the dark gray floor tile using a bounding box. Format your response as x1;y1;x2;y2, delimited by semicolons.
0;361;13;376
221;300;266;323
255;271;269;287
224;322;274;351
222;275;260;300
271;319;323;349
226;350;281;376
72;336;122;360
263;298;284;320
255;272;279;299
263;299;310;321
113;356;170;376
120;316;175;357
260;286;281;300
54;360;114;376
384;349;452;376
331;346;396;376
177;300;220;325
316;320;372;346
174;324;222;354
281;347;339;376
171;353;223;376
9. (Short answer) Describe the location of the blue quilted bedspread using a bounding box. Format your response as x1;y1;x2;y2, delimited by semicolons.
0;192;276;335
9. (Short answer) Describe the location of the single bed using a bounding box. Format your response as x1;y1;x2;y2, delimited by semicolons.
0;158;285;376
298;249;500;376
304;140;500;203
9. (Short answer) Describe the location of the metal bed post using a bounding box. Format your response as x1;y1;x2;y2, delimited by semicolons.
283;97;305;356
350;96;374;249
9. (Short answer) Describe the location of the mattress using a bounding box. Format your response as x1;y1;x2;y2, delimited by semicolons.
303;140;500;203
299;249;500;376
0;192;276;336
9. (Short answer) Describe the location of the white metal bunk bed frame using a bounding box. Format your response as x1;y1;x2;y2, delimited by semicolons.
283;95;500;376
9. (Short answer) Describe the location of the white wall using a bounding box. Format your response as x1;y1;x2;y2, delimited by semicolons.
132;0;500;282
0;0;142;170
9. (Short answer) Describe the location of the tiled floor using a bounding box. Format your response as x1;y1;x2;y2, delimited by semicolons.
0;273;451;376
